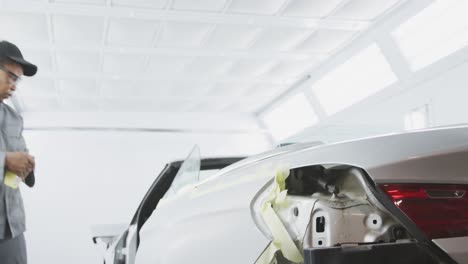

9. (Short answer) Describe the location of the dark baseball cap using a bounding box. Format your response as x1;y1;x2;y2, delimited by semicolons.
0;41;37;76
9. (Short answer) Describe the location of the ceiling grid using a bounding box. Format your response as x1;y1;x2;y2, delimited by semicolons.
0;0;405;113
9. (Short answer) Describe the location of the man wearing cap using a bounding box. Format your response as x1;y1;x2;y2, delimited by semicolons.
0;40;38;264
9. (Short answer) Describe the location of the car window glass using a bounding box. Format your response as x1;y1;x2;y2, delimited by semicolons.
166;145;201;197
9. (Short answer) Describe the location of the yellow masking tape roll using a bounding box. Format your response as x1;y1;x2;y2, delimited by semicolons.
4;171;19;189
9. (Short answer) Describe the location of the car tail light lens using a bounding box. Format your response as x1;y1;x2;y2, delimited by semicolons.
379;184;468;239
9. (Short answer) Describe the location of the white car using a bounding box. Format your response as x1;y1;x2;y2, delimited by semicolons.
96;126;468;264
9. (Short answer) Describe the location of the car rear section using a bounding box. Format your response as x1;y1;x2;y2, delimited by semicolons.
251;127;468;264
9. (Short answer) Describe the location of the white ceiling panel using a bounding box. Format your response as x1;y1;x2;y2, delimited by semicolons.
101;80;166;98
61;98;99;112
146;55;193;76
4;0;46;3
56;51;101;73
100;98;189;112
107;18;160;47
250;27;313;51
204;25;261;50
228;59;276;77
150;99;196;112
0;12;48;44
112;0;167;9
172;0;228;12
54;15;104;46
165;83;213;97
224;98;270;112
59;80;99;97
21;50;53;73
102;53;147;74
55;0;106;5
281;0;343;18
208;83;251;97
227;0;288;15
99;98;149;112
265;59;319;80
246;83;288;98
183;57;234;76
22;97;61;112
19;78;56;97
331;0;400;21
190;100;233;112
296;29;356;53
101;80;137;97
157;22;213;47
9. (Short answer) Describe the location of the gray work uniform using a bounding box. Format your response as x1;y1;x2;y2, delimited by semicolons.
0;102;30;264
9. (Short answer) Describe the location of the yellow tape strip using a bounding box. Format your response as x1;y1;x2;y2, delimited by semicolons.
255;167;304;264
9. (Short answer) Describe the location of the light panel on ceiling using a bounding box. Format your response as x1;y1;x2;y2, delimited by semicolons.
183;57;234;76
204;24;261;50
22;97;61;112
157;22;214;47
19;78;56;97
101;80;166;98
112;0;167;9
53;15;104;46
0;12;48;44
189;100;232;112
393;1;468;71
59;80;99;97
228;59;276;77
102;53;147;74
281;0;343;18
227;0;288;15
172;0;228;12
61;98;99;112
296;29;356;53
107;18;160;47
151;99;196;112
312;43;397;115
56;51;101;73
209;83;251;97
55;0;106;5
266;59;317;80
250;27;313;51
331;0;400;20
146;55;193;77
99;98;190;112
226;99;268;113
165;82;213;97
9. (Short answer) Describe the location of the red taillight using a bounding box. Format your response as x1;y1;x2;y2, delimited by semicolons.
379;183;468;239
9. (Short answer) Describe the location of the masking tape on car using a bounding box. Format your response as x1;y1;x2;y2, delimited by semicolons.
255;241;279;264
255;167;304;264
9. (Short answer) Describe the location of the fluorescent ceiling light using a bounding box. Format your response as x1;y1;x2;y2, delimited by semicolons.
393;0;468;71
262;93;318;141
312;43;397;115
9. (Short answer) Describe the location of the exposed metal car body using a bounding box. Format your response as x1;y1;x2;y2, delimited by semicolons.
98;126;468;264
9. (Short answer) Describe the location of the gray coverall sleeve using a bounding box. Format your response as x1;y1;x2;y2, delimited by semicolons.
0;151;5;183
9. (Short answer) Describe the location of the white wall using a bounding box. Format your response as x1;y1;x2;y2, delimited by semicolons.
20;127;272;264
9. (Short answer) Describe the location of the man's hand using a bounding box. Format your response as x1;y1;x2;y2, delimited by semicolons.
5;152;35;180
